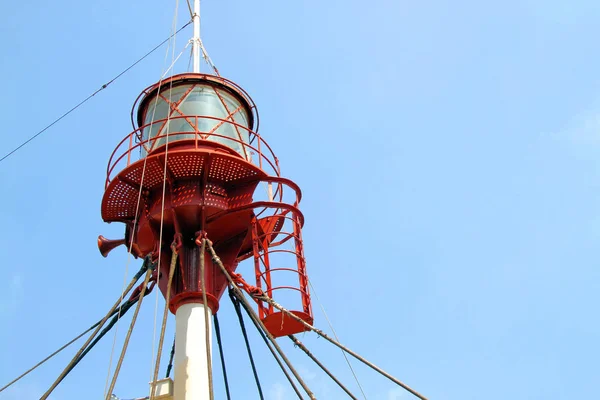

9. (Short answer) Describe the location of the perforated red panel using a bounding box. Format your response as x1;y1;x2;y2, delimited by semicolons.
103;181;139;219
102;149;266;222
228;191;254;208
169;153;205;178
172;180;200;207
122;158;164;189
208;156;259;183
200;183;225;209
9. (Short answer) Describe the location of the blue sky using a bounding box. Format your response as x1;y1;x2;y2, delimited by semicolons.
1;0;600;399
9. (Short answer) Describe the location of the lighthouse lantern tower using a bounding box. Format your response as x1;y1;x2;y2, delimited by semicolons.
98;3;313;399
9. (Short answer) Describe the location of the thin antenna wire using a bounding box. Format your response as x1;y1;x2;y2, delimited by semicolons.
185;0;193;18
199;42;220;76
187;44;193;71
101;17;186;397
308;278;368;399
0;21;191;165
100;40;190;399
150;0;180;390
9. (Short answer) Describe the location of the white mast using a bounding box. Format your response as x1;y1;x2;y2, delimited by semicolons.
173;302;212;400
192;0;201;73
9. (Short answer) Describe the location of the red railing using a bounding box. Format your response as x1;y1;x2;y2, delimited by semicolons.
252;213;312;319
106;115;280;189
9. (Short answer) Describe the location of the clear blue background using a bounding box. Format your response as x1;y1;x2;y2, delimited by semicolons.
1;1;599;399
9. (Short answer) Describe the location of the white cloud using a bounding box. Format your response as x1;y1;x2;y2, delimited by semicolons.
388;387;405;400
267;366;332;399
296;364;317;382
522;1;598;25
570;110;600;142
1;381;45;400
268;382;287;400
550;105;600;145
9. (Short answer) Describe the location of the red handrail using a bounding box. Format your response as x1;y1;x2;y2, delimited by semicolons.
106;115;283;188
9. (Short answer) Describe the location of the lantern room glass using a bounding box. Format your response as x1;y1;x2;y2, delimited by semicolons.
140;82;250;158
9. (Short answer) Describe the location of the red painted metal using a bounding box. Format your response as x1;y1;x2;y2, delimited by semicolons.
100;73;312;337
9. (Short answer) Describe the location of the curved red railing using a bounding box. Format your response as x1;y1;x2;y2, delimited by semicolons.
251;212;311;321
106;114;280;189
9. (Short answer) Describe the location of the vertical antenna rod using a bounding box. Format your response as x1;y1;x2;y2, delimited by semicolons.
192;0;201;72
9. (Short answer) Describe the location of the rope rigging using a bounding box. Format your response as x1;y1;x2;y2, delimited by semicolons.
67;276;156;377
207;238;429;400
206;237;316;399
150;2;181;388
6;240;426;400
0;275;151;394
228;287;305;400
257;295;429;400
106;264;156;399
289;335;358;400
150;2;180;386
150;244;180;399
198;237;215;400
0;21;192;165
38;257;156;400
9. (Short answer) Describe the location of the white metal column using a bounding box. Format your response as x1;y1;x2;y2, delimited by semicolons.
173;303;212;400
192;0;201;73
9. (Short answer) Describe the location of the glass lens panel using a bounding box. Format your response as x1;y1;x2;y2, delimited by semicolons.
141;82;251;159
142;97;169;140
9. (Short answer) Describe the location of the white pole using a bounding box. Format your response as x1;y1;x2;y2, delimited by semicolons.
192;0;201;73
173;303;212;400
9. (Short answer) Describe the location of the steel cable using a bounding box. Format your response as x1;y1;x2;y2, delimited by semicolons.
207;236;427;399
71;285;154;372
228;289;264;400
206;239;315;399
229;288;303;400
0;21;192;164
289;335;358;400
40;259;152;399
150;2;180;384
106;266;155;399
165;337;176;378
308;278;367;399
0;292;142;394
255;295;429;400
0;288;154;395
213;313;231;400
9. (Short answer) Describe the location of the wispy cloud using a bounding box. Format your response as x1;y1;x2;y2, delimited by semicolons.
0;274;23;316
550;105;600;145
1;381;45;400
522;1;598;25
568;109;600;143
387;386;406;400
267;365;333;399
268;382;287;400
